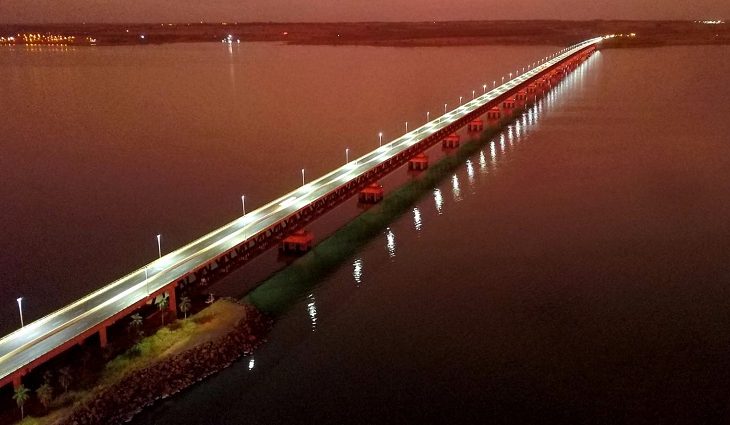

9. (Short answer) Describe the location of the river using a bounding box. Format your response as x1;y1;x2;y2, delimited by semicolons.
2;42;730;423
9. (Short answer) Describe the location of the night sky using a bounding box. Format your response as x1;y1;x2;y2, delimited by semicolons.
1;0;727;23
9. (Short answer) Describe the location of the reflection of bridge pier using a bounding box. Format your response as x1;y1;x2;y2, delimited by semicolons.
0;38;601;391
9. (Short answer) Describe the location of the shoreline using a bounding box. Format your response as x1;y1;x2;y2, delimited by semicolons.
9;300;272;425
1;20;727;48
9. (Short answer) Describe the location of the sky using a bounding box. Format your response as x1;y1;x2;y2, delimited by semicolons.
0;0;728;23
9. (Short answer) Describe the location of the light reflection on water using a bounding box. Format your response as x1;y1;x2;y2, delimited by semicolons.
413;207;423;232
433;188;444;214
306;293;318;332
352;258;364;286
451;174;462;202
386;228;396;259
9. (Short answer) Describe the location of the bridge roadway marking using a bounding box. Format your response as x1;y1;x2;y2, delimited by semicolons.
0;37;603;385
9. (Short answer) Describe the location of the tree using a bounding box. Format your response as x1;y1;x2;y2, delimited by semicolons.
36;382;53;411
42;370;53;385
179;296;192;319
129;313;144;340
13;384;30;419
58;367;72;393
156;294;170;325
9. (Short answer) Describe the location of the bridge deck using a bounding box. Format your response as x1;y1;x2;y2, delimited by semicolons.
0;37;603;387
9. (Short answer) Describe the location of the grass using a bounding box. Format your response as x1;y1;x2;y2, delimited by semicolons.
246;121;509;316
11;299;247;425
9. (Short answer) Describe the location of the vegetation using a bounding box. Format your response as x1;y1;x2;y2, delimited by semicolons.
57;367;72;393
156;294;169;326
13;384;31;419
7;300;249;425
35;383;53;411
179;296;192;319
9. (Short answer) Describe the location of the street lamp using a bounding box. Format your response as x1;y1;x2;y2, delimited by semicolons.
378;132;383;147
345;148;349;163
472;89;475;100
426;111;430;122
459;96;462;105
156;234;162;258
493;80;496;88
405;121;408;133
483;84;487;93
16;297;23;327
241;195;246;216
301;168;305;186
502;76;505;83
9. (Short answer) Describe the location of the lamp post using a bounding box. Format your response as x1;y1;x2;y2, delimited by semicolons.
405;121;408;133
378;132;383;147
483;84;487;93
345;148;349;163
472;89;475;100
241;195;246;216
444;103;447;113
493;80;496;88
16;297;23;328
301;168;305;186
459;96;462;105
426;111;430;122
156;234;162;259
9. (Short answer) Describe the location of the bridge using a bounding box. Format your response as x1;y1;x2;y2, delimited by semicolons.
0;37;602;389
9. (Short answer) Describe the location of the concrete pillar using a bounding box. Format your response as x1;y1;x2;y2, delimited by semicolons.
408;153;429;171
502;98;516;113
280;230;314;254
12;374;22;390
359;183;384;204
167;287;177;314
487;107;501;122
442;133;460;148
467;119;484;133
99;326;108;348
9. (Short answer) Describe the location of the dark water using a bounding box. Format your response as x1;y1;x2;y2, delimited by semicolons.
3;43;730;423
0;42;553;334
132;46;730;424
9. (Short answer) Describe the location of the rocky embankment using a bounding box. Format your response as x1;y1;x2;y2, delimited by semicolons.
54;302;272;425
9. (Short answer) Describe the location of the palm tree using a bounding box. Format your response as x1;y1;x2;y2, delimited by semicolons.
36;382;53;411
42;370;53;385
13;384;30;419
58;367;72;393
179;296;192;319
156;294;169;325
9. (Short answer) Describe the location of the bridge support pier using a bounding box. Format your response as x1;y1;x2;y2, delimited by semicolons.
467;119;484;133
99;326;108;348
281;230;314;254
516;90;528;106
168;287;177;314
502;98;516;115
442;134;460;149
12;373;22;390
408;153;429;171
487;107;501;124
359;183;384;203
